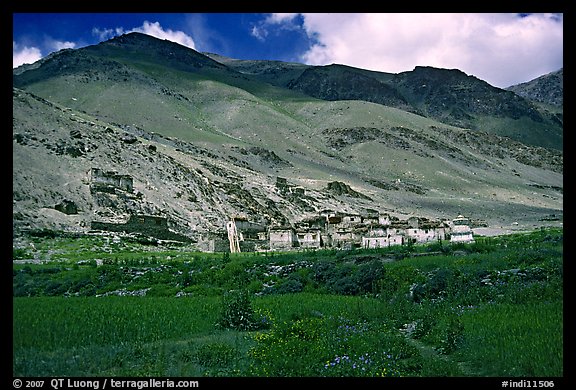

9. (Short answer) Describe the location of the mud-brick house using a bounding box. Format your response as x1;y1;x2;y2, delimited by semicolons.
324;212;360;247
450;214;474;243
295;215;331;248
269;226;296;251
361;222;405;249
198;231;230;252
229;217;267;241
295;228;322;249
341;213;363;227
331;226;365;249
295;215;327;230
324;212;363;229
404;217;447;244
362;234;404;249
268;225;323;251
379;213;392;226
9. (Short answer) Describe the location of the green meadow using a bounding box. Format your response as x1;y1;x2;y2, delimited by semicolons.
13;228;563;377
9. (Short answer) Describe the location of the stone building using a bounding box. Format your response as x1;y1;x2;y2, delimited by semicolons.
216;212;476;253
198;231;230;252
362;234;404;249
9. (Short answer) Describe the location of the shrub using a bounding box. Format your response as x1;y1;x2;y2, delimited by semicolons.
412;268;458;302
312;259;336;283
216;289;269;331
378;265;424;301
427;314;464;355
353;261;384;294
12;248;32;260
265;275;304;295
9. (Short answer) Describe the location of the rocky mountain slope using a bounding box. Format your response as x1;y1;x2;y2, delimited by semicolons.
506;68;563;108
12;33;563;244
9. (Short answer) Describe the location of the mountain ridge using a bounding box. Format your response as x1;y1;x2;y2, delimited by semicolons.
12;32;563;245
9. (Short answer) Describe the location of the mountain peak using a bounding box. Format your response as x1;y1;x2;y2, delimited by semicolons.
404;66;480;83
506;68;563;107
91;31;226;71
104;31;174;46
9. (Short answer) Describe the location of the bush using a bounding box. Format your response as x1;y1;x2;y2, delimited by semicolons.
431;315;464;355
312;259;336;283
354;260;384;294
265;275;304;295
13;248;32;260
217;289;268;331
412;268;457;302
379;266;424;301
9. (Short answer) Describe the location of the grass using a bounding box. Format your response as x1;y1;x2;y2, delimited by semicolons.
12;228;563;377
457;302;563;377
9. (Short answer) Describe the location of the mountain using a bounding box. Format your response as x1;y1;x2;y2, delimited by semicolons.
12;32;563;244
506;68;563;108
205;54;563;151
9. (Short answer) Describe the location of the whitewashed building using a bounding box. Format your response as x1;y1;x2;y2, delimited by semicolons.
295;229;322;249
362;234;404;249
403;217;447;244
450;215;474;243
269;226;296;251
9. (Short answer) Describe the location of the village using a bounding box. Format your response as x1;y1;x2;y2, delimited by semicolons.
198;212;475;253
87;167;476;253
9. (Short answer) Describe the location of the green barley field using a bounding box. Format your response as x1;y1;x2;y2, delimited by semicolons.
13;227;563;378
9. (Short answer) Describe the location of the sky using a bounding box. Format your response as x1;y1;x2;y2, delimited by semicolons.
12;13;564;88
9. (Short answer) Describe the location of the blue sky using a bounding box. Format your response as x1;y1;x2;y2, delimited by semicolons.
13;13;563;88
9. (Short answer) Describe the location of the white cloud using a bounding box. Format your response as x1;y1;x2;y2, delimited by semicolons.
13;21;196;69
92;27;126;41
13;42;42;68
251;13;300;41
92;21;195;49
13;38;77;68
264;13;299;25
132;21;196;49
251;25;268;41
268;13;563;88
49;40;76;51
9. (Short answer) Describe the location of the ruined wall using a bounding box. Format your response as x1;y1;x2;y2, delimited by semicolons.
90;168;133;193
91;214;190;242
